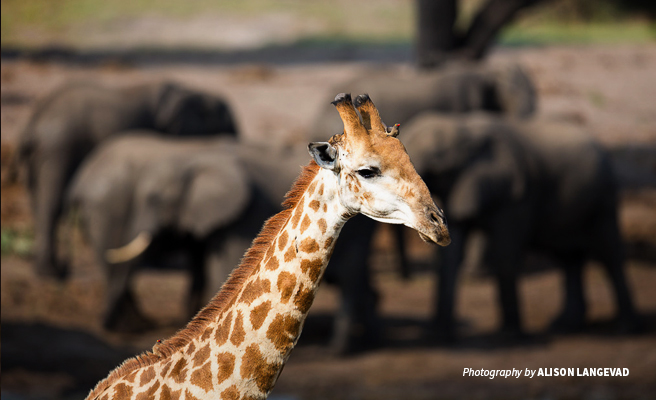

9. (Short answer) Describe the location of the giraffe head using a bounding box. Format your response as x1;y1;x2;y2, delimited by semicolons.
309;93;450;246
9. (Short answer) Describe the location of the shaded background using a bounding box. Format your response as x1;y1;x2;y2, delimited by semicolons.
1;1;656;399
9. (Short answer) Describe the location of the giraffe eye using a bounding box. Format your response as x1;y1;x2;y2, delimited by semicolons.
357;167;380;179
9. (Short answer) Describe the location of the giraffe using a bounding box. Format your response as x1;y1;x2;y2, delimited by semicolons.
86;93;450;400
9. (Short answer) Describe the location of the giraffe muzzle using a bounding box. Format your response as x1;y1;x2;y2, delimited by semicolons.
418;206;450;246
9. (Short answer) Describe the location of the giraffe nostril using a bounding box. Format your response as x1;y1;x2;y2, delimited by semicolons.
430;211;440;223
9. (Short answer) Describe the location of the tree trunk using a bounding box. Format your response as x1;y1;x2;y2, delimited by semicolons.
416;0;548;67
461;0;544;60
416;0;458;68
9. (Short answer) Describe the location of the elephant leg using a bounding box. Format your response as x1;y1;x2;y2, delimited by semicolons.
489;245;523;335
103;261;152;332
31;156;72;279
550;257;586;333
393;225;411;280
433;224;467;341
593;214;641;332
187;240;207;319
327;216;381;355
486;208;530;336
331;277;380;355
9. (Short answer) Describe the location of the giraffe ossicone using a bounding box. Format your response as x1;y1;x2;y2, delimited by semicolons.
86;93;449;400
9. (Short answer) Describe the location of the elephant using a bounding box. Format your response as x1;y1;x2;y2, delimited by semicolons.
399;112;640;340
69;133;379;351
309;63;536;142
11;81;238;279
68;134;268;330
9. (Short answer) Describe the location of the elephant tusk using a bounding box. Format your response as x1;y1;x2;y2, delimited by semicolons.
105;231;152;264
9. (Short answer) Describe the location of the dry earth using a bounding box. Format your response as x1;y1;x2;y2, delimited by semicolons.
2;44;656;400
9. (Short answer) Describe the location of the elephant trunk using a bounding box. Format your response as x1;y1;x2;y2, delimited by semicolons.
105;231;152;264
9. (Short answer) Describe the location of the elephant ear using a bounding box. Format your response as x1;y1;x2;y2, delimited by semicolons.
447;147;526;222
154;83;199;135
178;156;251;237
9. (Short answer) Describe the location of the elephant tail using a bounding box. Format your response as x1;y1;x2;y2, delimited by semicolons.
105;231;152;264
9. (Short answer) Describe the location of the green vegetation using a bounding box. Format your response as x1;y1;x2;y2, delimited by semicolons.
500;0;656;45
500;21;655;45
1;0;654;50
587;90;607;108
0;0;414;48
1;228;34;258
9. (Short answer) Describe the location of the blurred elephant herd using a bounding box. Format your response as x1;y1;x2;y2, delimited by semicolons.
6;62;653;355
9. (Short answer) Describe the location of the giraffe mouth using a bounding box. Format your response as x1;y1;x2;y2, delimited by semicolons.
417;209;451;246
418;231;433;243
418;230;451;246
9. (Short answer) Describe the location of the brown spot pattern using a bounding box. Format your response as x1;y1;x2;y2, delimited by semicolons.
240;343;281;393
324;237;333;249
139;366;155;386
250;301;272;330
193;343;211;368
160;384;181;400
185;390;200;400
294;285;315;314
265;245;275;262
160;361;173;377
266;313;302;353
277;271;296;303
217;352;236;384
169;358;188;384
190;362;213;393
301;258;323;283
323;204;327;212
230;311;246;346
113;383;132;398
308;180;317;194
283;244;296;262
215;310;233;346
278;231;288;251
291;209;302;228
239;278;271;305
124;370;138;383
318;183;324;195
200;327;212;342
221;385;240;400
135;381;160;400
317;218;327;234
308;200;321;211
185;342;196;356
404;187;415;199
265;255;279;271
300;215;311;233
299;238;319;254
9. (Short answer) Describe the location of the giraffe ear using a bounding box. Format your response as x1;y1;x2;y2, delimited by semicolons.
308;142;338;171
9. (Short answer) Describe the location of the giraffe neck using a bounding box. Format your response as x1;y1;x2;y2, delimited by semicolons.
87;163;351;400
211;166;348;398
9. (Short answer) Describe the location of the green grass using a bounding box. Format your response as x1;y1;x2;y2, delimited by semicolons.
1;228;34;258
0;0;414;48
1;0;654;50
500;21;656;45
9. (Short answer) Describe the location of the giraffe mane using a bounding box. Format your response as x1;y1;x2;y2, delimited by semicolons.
87;161;321;399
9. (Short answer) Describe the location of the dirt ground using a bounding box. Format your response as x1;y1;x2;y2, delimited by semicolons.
2;44;656;400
